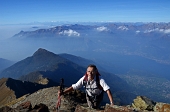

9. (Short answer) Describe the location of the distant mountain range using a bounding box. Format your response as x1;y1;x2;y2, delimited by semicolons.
0;58;14;71
11;23;170;66
13;23;170;39
8;23;170;81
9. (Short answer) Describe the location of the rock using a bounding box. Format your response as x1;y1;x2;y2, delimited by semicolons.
75;105;104;112
132;96;156;111
104;104;134;112
154;102;170;112
31;103;49;112
16;101;32;110
0;102;50;112
0;106;15;112
0;101;32;112
75;104;135;112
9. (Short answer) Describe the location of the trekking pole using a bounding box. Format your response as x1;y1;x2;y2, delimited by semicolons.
56;78;64;111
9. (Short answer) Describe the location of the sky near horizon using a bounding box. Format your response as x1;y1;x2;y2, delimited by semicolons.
0;0;170;24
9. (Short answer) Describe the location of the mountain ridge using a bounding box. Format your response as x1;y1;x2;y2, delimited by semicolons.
0;48;85;80
12;23;170;38
10;23;170;66
0;58;14;71
0;77;56;106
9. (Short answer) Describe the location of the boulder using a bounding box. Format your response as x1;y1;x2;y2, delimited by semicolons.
31;103;49;112
132;96;156;111
75;104;135;112
0;101;49;112
16;101;32;110
104;104;134;112
75;105;104;112
0;106;15;112
154;102;170;112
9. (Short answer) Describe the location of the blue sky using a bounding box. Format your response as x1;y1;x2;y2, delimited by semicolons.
0;0;170;24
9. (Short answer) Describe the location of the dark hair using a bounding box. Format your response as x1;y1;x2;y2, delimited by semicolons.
87;64;97;70
87;64;100;76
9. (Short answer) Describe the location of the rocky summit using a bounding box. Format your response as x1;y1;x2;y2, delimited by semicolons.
1;86;87;112
0;86;170;112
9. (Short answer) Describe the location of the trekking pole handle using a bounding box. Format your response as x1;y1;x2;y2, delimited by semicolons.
60;78;64;94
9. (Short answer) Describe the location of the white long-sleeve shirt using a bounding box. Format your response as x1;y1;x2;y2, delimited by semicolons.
72;75;110;96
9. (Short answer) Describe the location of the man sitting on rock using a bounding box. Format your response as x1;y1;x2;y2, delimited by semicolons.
58;64;114;109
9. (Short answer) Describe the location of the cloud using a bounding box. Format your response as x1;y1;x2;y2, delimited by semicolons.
144;28;170;34
164;29;170;34
117;26;129;30
136;30;140;33
144;29;155;33
59;29;80;36
96;26;108;31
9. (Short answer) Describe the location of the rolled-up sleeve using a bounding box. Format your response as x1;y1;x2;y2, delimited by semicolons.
100;78;110;91
72;76;84;90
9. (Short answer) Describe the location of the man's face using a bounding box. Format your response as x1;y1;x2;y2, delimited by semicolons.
86;67;96;80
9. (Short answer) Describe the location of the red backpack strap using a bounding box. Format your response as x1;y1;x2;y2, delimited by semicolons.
96;72;103;90
84;73;88;81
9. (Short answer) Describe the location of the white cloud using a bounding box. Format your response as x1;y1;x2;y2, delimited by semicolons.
117;26;129;30
96;26;108;31
164;29;170;34
59;29;80;36
159;29;164;32
144;29;154;33
144;28;170;34
136;30;140;33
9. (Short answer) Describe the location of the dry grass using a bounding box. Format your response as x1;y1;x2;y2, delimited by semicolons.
0;78;16;107
5;94;29;107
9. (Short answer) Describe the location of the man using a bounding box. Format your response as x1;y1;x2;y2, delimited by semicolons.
58;64;114;109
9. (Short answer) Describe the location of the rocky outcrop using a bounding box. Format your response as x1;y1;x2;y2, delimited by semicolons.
75;104;134;112
1;103;135;112
3;86;87;112
104;104;134;112
1;86;170;112
0;101;49;112
132;96;156;111
154;103;170;112
132;96;170;112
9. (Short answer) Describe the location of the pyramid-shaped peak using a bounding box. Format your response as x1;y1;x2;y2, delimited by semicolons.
33;48;55;56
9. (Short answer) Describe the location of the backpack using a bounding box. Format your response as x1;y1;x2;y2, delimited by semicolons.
83;72;103;91
83;72;104;102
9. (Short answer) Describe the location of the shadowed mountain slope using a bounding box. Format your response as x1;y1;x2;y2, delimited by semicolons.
0;77;54;107
59;53;106;71
19;71;58;85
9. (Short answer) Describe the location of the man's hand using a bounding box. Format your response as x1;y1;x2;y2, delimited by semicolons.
110;102;114;106
58;91;64;96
